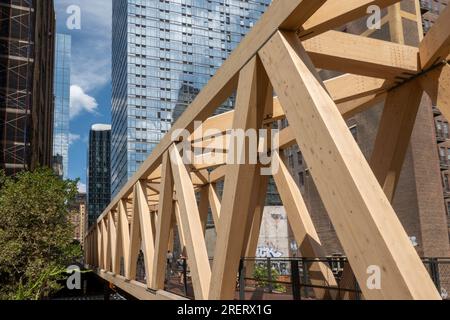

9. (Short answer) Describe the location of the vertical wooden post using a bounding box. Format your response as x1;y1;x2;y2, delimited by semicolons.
127;182;155;286
209;57;267;300
114;200;131;276
198;186;210;234
151;152;174;290
208;183;221;226
101;218;109;271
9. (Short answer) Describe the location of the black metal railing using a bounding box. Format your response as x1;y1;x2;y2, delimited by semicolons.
159;256;450;300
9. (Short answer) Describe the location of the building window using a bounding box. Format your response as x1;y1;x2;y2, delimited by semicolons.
288;154;294;168
444;122;449;139
440;147;446;162
444;173;450;192
297;151;303;166
298;172;304;186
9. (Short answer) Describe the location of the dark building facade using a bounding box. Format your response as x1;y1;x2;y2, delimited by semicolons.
87;124;111;227
285;0;450;258
0;0;55;175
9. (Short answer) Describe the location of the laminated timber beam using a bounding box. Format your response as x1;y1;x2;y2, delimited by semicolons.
114;200;131;276
126;181;155;287
370;80;424;201
303;30;420;79
420;63;450;122
299;0;402;40
198;186;210;234
419;6;450;70
209;57;269;300
97;270;188;301
259;30;440;300
108;212;117;274
271;151;338;299
151;152;174;290
170;144;211;300
190;73;391;142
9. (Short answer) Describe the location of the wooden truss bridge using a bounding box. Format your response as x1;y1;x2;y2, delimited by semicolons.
84;0;450;300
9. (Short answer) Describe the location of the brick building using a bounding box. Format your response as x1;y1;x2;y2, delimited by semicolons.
69;193;87;247
285;0;450;258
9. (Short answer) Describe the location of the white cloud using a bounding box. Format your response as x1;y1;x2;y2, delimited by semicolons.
77;181;87;194
69;133;81;145
56;0;112;92
70;85;98;119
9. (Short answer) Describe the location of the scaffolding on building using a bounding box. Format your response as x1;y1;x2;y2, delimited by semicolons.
0;0;35;175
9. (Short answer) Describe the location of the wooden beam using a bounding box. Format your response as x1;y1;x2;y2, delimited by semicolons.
370;80;424;201
276;93;387;151
208;183;221;226
174;202;187;255
101;218;109;271
209;57;265;300
170;144;211;300
151;152;174;290
271;151;338;299
97;223;103;270
259;30;440;300
146;183;161;193
209;165;227;183
115;200;130;276
303;30;419;79
299;0;401;40
127;182;155;287
419;6;450;69
387;3;404;44
190;111;233;142
324;74;389;104
193;74;390;136
420;63;450;121
338;93;387;119
199;186;210;234
243;174;269;259
108;212;117;274
97;270;188;301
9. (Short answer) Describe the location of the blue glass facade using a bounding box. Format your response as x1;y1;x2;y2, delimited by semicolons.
87;125;111;227
53;33;71;179
111;0;271;196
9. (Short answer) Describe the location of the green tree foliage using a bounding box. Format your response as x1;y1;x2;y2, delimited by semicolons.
0;168;82;300
253;264;287;293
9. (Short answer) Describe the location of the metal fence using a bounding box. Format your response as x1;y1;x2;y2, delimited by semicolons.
158;256;450;300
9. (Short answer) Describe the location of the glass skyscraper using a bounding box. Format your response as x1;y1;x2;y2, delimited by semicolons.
53;33;71;179
111;0;271;196
87;124;111;227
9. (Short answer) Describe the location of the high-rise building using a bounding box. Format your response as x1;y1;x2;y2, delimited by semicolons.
0;0;56;175
285;0;450;258
53;33;71;179
87;124;111;227
111;0;271;196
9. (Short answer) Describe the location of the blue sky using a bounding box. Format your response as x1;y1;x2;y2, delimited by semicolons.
55;1;112;192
